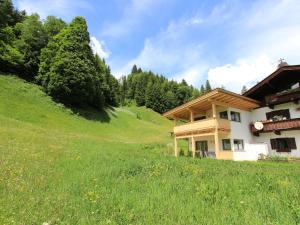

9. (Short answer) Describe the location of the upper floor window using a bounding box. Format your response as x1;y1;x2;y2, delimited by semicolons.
230;111;241;122
219;111;228;119
266;109;290;121
234;139;244;151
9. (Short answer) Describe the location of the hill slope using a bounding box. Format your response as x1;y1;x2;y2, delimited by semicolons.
0;75;173;144
1;75;300;225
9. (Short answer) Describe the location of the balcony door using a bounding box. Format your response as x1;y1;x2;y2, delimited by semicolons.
196;140;208;157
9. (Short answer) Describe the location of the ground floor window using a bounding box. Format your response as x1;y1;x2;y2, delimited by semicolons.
234;139;244;150
196;141;208;151
270;138;297;152
222;139;231;150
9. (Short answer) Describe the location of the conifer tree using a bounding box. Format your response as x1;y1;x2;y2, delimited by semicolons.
241;85;248;94
205;80;212;92
0;0;25;28
200;85;205;94
131;64;138;74
145;81;165;113
37;17;102;108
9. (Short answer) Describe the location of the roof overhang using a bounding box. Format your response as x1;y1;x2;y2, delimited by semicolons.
163;88;260;120
243;65;300;101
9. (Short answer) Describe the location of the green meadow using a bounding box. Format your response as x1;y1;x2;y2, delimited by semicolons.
1;75;300;225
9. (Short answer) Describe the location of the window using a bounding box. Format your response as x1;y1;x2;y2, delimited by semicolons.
234;139;244;151
222;139;231;150
270;138;297;152
230;111;241;122
196;141;208;151
266;109;290;121
219;111;228;119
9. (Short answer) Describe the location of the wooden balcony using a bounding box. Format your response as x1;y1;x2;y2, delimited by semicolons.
265;88;300;107
251;118;300;135
174;118;230;138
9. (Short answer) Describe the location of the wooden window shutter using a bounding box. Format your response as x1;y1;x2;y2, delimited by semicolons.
287;138;297;149
270;139;277;149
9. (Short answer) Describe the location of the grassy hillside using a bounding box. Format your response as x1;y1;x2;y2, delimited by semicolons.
1;75;300;225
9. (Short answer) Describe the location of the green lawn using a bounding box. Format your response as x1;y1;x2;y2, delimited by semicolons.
1;75;300;225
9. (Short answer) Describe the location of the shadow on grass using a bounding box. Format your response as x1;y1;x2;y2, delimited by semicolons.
70;104;117;123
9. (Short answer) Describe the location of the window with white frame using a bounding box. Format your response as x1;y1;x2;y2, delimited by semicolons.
233;139;244;151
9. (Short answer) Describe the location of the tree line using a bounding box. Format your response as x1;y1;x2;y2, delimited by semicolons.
0;0;212;113
118;66;212;113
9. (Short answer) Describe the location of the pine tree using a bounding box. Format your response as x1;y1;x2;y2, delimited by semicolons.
241;85;248;94
200;85;205;95
134;73;147;106
131;64;138;74
192;88;200;99
0;0;25;29
37;17;102;108
205;80;212;92
119;76;127;105
181;79;188;86
145;82;165;113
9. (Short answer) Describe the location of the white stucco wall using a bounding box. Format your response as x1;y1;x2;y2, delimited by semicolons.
233;143;268;161
253;130;300;157
251;102;300;157
228;107;253;149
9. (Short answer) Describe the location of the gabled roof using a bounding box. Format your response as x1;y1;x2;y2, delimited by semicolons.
163;88;260;120
243;65;300;101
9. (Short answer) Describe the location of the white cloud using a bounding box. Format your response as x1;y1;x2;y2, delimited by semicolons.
90;36;110;59
208;54;277;93
112;15;208;82
16;0;92;20
112;0;300;89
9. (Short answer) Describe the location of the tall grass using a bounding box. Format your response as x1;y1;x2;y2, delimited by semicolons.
1;75;300;224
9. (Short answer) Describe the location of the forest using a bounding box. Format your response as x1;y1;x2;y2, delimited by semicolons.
0;0;213;113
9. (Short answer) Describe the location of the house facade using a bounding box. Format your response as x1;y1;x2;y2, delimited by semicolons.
163;65;300;160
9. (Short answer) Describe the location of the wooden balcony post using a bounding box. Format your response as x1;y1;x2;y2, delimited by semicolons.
188;108;194;122
174;137;178;157
214;131;220;159
192;136;196;158
173;116;177;127
212;103;217;119
213;102;220;158
191;111;194;122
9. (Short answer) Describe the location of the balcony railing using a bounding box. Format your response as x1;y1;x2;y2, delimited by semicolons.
265;88;300;107
251;118;300;134
174;118;230;137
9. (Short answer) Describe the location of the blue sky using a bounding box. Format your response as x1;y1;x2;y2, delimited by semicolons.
14;0;300;92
